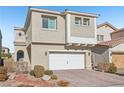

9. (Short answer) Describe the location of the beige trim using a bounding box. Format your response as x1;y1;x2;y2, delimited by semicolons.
31;42;65;45
64;10;98;18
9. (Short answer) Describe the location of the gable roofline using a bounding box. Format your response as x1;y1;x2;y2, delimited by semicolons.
24;8;62;32
97;22;118;31
111;27;124;34
63;10;98;18
97;37;124;48
23;7;98;32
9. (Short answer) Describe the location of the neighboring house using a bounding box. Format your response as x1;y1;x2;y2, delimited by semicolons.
97;22;117;42
14;8;98;70
2;46;9;54
98;37;124;69
14;27;30;62
93;23;124;69
0;29;2;59
92;22;117;66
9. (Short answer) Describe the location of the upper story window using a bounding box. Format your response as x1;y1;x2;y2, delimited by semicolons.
97;35;104;41
42;16;56;30
83;18;90;26
75;17;81;25
18;33;22;36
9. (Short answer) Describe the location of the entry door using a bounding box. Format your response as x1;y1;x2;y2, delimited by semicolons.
49;52;85;70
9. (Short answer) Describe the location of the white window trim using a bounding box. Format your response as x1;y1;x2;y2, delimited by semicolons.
97;35;104;41
82;18;90;26
75;17;81;25
42;17;57;30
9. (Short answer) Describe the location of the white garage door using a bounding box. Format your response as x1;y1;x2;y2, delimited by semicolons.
49;52;85;70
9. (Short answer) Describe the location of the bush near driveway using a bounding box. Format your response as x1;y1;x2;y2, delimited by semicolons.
97;62;110;72
51;75;58;80
108;63;117;73
97;63;117;73
34;65;45;78
44;70;53;76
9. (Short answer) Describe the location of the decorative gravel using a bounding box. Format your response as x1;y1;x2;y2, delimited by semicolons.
0;73;54;87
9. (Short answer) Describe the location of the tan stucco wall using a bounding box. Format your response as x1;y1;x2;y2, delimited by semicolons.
85;50;92;69
112;31;124;39
111;43;124;52
14;30;26;43
14;45;30;64
70;14;95;38
31;11;66;44
26;22;32;45
31;43;92;70
97;25;115;42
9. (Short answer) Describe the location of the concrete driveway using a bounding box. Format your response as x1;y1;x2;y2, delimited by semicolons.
54;69;124;87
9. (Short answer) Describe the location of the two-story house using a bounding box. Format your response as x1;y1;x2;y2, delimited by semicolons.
97;22;117;42
92;22;118;67
93;22;124;69
14;8;98;70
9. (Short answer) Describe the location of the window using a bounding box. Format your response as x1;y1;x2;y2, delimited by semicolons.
75;17;81;25
83;18;90;26
97;35;104;41
42;16;56;30
18;33;22;36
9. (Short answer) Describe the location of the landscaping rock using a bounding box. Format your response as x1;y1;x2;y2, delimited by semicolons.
42;75;51;81
8;72;16;80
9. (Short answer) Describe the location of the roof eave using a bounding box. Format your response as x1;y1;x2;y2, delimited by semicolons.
64;10;98;18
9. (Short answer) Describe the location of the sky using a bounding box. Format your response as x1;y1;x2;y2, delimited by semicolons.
0;6;124;53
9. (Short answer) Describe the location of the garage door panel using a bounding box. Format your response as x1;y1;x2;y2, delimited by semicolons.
49;54;68;70
68;54;84;69
49;52;85;70
112;53;124;68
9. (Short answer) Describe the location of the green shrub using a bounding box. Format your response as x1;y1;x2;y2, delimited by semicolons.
97;62;110;72
51;75;58;80
34;65;45;78
30;70;34;76
97;63;117;73
108;63;117;73
1;53;12;59
44;70;53;76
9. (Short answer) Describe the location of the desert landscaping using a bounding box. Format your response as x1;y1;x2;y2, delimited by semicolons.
0;58;69;87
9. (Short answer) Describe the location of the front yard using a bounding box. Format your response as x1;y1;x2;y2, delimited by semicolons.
1;58;124;87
